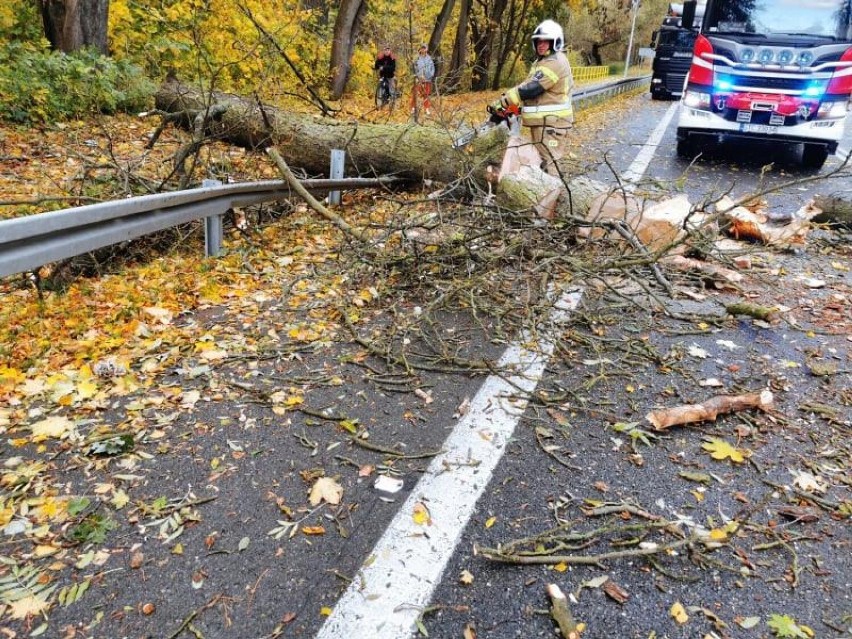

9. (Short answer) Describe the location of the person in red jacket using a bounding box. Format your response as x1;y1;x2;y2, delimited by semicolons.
374;46;397;97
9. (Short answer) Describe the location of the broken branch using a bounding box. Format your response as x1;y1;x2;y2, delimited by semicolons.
645;390;774;431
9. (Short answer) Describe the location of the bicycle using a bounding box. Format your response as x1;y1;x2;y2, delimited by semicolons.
375;76;396;110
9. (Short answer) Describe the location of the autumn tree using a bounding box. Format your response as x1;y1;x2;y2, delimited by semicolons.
39;0;109;54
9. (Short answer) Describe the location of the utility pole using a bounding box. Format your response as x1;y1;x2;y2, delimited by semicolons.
624;0;640;78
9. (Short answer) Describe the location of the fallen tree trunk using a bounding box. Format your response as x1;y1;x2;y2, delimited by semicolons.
153;78;508;185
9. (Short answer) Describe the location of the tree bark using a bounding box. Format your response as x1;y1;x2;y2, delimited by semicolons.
470;0;507;91
428;0;457;86
329;0;368;100
446;0;471;92
40;0;109;54
153;78;509;185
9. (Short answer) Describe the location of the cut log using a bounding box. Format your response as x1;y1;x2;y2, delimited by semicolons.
812;192;852;225
154;78;508;185
716;196;811;245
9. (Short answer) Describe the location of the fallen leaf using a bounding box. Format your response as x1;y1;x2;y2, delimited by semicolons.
735;616;761;629
8;594;51;620
460;569;474;585
412;502;431;526
688;344;709;359
767;613;814;638
670;601;689;625
484;516;496;529
29;415;75;439
603;580;629;604
791;470;828;494
463;623;477;639
702;438;748;463
309;477;343;506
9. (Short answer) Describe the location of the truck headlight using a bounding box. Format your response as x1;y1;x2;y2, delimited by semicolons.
683;90;711;110
817;100;849;119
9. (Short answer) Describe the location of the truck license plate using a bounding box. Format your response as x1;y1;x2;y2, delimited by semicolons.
741;123;777;134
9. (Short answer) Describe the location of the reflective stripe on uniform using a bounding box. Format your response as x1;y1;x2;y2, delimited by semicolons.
534;65;560;84
522;101;573;114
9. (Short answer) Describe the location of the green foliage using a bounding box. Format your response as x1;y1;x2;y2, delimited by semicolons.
67;512;117;545
0;1;45;44
0;44;154;124
608;61;626;75
66;497;91;517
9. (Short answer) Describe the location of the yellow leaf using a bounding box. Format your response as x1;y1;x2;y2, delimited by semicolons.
34;544;60;557
8;594;51;620
320;606;333;616
30;415;75;439
701;438;748;463
459;569;474;585
553;562;568;572
111;489;130;510
484;516;496;529
302;526;325;535
690;490;705;502
172;543;184;555
670;601;689;624
412;502;431;526
76;379;98;399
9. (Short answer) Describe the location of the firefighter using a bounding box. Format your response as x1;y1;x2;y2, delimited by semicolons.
489;19;574;173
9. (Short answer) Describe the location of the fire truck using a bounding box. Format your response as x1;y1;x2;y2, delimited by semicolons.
676;0;852;168
650;3;705;100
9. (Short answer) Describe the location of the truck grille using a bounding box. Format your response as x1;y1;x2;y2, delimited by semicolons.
666;73;687;93
723;73;809;93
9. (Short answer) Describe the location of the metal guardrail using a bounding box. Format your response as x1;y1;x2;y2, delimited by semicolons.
0;75;651;280
574;75;651;109
0;178;394;278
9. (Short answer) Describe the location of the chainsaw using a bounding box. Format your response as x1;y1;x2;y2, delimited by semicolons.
452;103;520;149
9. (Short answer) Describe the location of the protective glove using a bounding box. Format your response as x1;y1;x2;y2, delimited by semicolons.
487;95;508;114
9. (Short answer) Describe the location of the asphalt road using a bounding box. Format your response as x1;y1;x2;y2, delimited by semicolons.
6;92;851;639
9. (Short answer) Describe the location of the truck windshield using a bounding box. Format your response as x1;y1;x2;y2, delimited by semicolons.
658;29;698;48
705;0;852;41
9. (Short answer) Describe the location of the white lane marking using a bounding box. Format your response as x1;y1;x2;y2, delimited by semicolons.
622;102;679;187
316;287;583;639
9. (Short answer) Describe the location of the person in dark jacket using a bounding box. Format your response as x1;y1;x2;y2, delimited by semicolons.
374;46;397;97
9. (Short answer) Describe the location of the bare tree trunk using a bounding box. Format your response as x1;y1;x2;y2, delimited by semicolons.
329;0;368;99
446;0;471;92
428;0;457;89
40;0;109;54
471;0;507;91
491;0;530;89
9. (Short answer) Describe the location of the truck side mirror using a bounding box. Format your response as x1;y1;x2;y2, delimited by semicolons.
682;0;696;30
650;30;658;47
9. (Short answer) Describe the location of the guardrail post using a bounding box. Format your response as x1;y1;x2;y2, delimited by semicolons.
328;150;345;205
202;179;224;258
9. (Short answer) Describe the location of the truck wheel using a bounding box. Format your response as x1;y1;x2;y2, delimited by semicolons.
801;144;828;169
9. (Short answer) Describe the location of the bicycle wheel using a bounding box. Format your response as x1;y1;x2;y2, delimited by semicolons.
375;80;388;108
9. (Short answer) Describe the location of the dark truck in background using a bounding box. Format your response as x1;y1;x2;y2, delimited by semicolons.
650;2;704;100
676;0;852;168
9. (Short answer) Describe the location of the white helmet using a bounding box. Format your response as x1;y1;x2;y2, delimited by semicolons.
531;19;564;53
